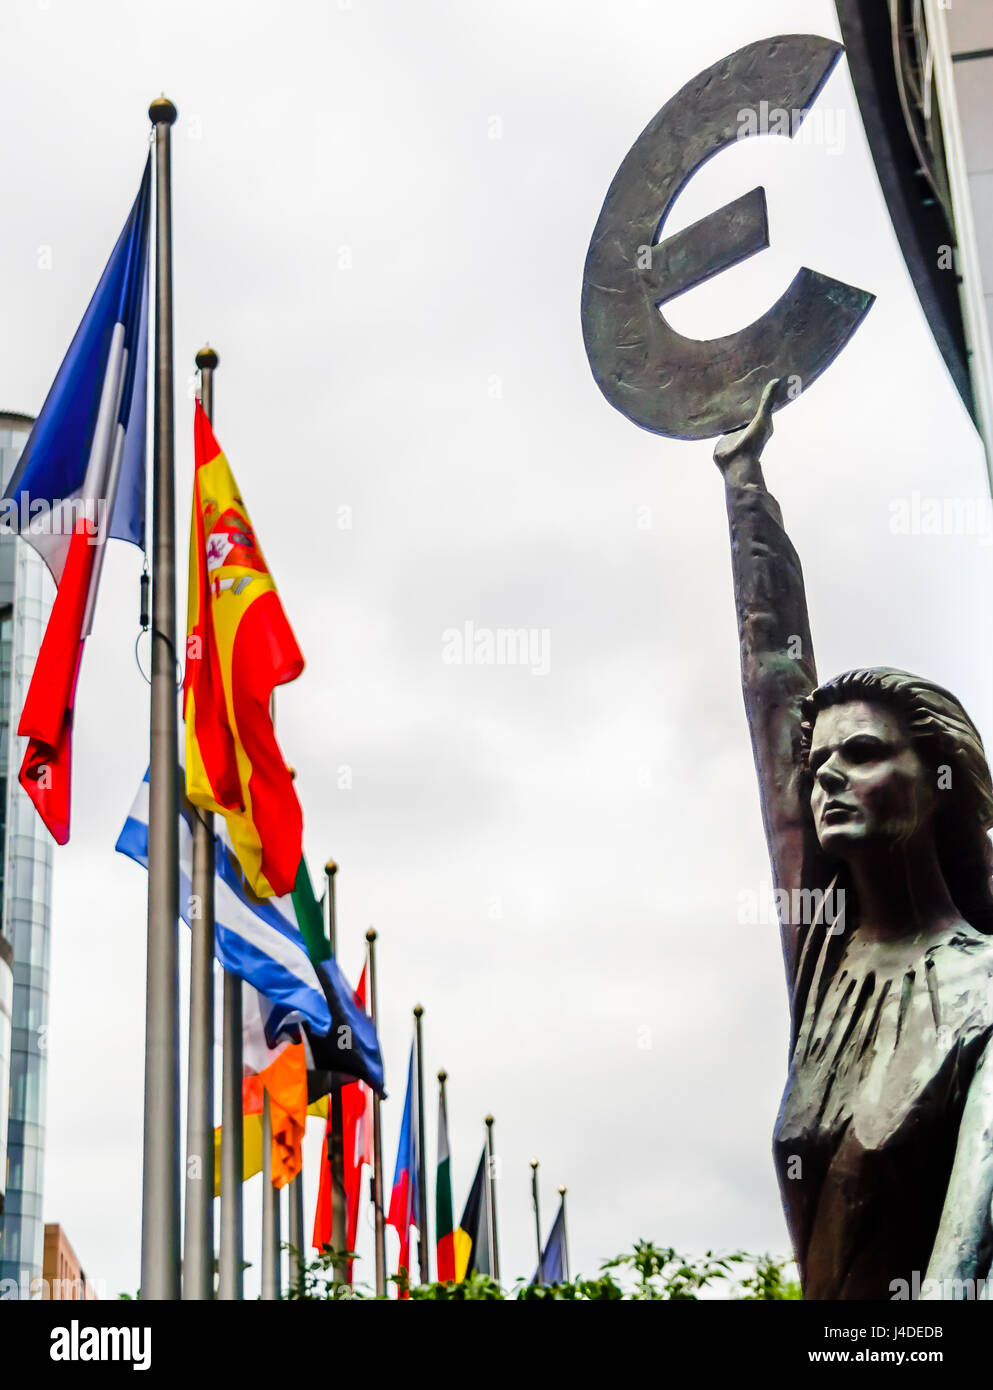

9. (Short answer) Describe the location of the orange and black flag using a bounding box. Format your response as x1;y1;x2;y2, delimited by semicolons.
184;401;304;898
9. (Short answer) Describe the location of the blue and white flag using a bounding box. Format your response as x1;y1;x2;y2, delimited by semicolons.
116;767;333;1034
2;159;149;598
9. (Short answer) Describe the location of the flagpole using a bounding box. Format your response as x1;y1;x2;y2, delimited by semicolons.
325;859;338;956
530;1159;543;1285
558;1186;570;1282
261;1090;281;1298
257;695;282;1299
287;1165;304;1290
366;928;387;1297
438;1068;451;1281
218;971;243;1298
325;859;348;1283
142;92;181;1302
485;1114;500;1285
183;345;219;1301
413;1003;430;1285
284;766;304;1286
217;619;243;1300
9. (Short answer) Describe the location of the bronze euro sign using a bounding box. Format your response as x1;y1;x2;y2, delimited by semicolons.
581;34;875;439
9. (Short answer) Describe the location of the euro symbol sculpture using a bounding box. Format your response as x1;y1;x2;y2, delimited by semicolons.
583;38;993;1302
580;34;874;438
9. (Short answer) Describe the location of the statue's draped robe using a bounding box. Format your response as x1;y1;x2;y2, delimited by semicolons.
726;476;993;1300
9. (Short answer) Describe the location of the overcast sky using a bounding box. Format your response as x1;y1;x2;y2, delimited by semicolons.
2;0;991;1298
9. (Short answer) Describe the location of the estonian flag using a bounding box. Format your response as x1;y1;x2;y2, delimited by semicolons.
3;161;150;842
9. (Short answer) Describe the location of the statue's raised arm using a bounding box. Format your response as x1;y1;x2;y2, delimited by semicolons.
579;26;993;1306
714;380;820;986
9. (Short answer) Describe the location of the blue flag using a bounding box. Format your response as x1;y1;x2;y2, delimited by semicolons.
2;159;150;581
532;1197;568;1284
303;951;386;1095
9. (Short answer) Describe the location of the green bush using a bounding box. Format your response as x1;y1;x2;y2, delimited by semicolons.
282;1242;800;1301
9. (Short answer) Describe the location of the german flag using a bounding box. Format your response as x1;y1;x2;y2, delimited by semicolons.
453;1147;490;1280
184;402;304;897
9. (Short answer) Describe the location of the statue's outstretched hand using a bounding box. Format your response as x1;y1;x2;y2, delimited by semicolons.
713;378;783;477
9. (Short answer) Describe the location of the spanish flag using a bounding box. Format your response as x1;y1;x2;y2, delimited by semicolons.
185;402;304;897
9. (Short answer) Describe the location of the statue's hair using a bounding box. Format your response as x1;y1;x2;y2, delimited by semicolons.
798;667;993;934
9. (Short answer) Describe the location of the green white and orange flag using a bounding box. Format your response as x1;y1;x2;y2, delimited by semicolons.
436;1083;455;1281
184;402;304;897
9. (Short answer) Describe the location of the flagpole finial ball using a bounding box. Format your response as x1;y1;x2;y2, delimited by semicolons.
148;95;178;126
413;1003;424;1019
325;859;337;876
485;1114;494;1127
196;345;219;371
438;1069;447;1082
530;1159;538;1171
558;1186;566;1196
365;927;377;942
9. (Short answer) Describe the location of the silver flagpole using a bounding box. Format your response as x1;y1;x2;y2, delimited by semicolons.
414;1004;430;1285
218;969;243;1298
284;782;306;1288
218;614;245;1298
366;928;387;1297
183;345;218;1301
259;694;282;1299
261;1091;282;1298
325;860;348;1284
530;1159;543;1285
142;93;181;1301
485;1114;500;1285
287;1165;305;1290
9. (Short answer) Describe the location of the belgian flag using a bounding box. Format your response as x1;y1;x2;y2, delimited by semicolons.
453;1148;490;1281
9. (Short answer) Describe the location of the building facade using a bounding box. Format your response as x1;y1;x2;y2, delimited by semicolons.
0;411;56;1290
836;0;993;482
42;1223;96;1300
0;933;11;1218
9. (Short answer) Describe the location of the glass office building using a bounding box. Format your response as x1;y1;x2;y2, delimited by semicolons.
837;0;993;480
0;411;55;1289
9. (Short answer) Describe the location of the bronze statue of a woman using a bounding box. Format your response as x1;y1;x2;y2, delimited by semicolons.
717;380;993;1301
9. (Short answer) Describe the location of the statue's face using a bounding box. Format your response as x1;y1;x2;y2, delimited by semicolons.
809;700;935;857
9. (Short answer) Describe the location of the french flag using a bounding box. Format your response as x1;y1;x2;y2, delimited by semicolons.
387;1043;419;1294
2;161;150;842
